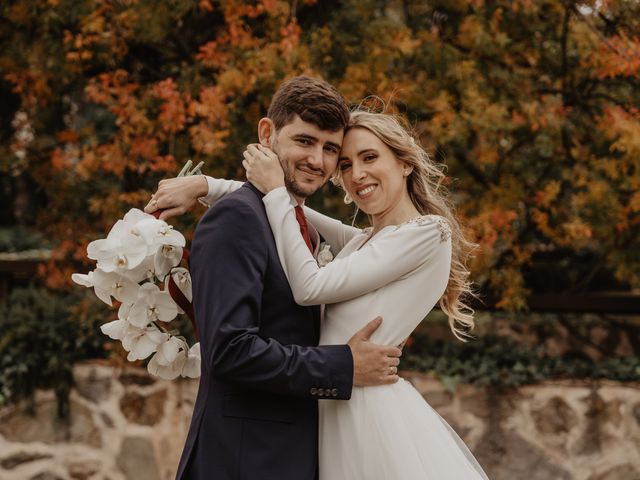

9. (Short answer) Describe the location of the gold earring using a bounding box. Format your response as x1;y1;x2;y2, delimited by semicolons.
343;192;353;204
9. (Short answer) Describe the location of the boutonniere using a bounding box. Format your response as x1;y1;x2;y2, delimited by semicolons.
316;242;334;267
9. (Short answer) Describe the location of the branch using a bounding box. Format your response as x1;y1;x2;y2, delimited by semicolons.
560;4;571;102
455;149;490;189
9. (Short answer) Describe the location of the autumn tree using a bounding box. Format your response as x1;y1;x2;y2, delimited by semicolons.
1;0;639;310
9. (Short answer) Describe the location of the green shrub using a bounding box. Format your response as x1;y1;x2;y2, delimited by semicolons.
0;287;107;417
0;227;50;252
403;333;640;392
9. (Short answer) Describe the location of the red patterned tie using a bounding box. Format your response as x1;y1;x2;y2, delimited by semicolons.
294;206;314;254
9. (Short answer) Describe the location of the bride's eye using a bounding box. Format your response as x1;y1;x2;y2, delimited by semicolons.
364;154;377;162
338;162;351;171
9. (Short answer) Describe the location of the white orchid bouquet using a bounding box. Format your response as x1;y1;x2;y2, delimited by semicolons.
72;161;203;380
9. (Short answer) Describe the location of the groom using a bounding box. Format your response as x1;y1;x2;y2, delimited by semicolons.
148;76;401;480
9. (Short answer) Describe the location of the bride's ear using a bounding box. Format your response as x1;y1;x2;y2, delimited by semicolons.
258;118;275;148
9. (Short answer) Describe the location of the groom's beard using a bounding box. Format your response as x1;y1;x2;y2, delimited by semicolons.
272;139;326;199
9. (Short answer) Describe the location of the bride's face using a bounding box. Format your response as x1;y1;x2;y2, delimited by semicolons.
337;128;410;215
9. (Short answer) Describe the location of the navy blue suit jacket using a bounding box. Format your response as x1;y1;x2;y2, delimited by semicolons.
176;183;354;480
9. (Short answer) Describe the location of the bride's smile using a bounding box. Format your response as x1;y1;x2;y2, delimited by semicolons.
338;127;419;232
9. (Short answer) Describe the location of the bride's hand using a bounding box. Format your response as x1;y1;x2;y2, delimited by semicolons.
144;176;208;220
243;144;285;194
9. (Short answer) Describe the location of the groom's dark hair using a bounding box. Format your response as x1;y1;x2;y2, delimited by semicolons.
268;76;350;132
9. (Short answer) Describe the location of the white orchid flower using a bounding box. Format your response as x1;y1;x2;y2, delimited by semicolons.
122;254;156;283
135;218;186;252
164;267;192;303
154;244;184;278
154;336;186;366
92;269;140;305
87;219;148;273
123;208;155;225
147;348;187;380
72;270;114;305
100;318;129;340
181;343;201;378
118;301;133;321
72;269;139;306
122;323;169;361
128;282;178;328
71;271;94;287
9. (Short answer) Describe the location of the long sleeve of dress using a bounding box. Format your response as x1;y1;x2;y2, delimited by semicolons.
197;177;243;207
263;187;451;306
199;176;362;254
302;207;362;254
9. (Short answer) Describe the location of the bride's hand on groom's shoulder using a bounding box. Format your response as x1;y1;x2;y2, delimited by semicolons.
144;176;209;220
243;143;285;194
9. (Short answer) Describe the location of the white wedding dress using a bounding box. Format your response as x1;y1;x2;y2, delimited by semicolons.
202;179;489;480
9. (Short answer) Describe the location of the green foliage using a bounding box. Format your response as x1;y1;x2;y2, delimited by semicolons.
403;333;640;392
0;287;107;416
0;226;50;252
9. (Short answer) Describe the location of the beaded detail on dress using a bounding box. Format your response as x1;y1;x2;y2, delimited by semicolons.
406;215;451;243
361;215;451;243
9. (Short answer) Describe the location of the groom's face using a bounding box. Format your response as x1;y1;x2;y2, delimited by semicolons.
272;115;344;199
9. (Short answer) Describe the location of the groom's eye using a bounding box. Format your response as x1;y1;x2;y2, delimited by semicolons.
324;145;339;154
296;137;313;146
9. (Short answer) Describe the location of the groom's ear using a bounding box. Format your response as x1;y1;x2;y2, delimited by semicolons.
258;118;275;147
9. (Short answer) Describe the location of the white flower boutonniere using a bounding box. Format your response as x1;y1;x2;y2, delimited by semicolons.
316;242;334;268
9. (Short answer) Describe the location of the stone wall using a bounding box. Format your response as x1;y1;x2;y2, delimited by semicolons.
0;362;638;480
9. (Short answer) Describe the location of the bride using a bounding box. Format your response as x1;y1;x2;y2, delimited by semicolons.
151;110;489;479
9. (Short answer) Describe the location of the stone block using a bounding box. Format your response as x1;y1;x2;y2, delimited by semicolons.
475;429;572;480
531;396;578;435
116;437;161;480
67;459;101;480
0;397;101;447
119;371;156;386
119;389;167;426
1;452;52;470
74;364;112;403
30;473;64;480
632;401;640;426
587;464;640;480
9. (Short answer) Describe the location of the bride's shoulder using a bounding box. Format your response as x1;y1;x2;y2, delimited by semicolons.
401;214;451;243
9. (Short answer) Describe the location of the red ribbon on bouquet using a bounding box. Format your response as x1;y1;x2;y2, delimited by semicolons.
152;210;199;341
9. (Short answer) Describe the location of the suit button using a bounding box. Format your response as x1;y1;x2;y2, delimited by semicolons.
317;388;325;396
331;388;338;397
310;388;318;395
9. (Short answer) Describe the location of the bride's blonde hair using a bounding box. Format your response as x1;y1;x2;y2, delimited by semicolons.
334;109;479;340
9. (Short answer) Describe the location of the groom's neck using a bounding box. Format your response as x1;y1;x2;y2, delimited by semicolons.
291;193;305;206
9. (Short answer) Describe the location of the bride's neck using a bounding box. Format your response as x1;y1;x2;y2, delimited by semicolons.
370;194;420;234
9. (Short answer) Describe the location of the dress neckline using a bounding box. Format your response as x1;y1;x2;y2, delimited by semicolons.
357;215;423;250
362;214;438;235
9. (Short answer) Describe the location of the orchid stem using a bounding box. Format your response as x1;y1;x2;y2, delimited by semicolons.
177;160;192;178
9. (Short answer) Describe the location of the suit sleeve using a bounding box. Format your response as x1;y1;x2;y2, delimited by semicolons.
263;187;452;306
191;196;353;399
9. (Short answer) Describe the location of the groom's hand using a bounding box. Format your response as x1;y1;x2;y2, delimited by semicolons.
348;317;401;387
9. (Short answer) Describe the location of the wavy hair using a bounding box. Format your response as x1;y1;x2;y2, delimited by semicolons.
334;109;479;340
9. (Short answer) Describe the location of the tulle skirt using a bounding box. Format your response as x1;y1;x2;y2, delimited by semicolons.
319;378;489;480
